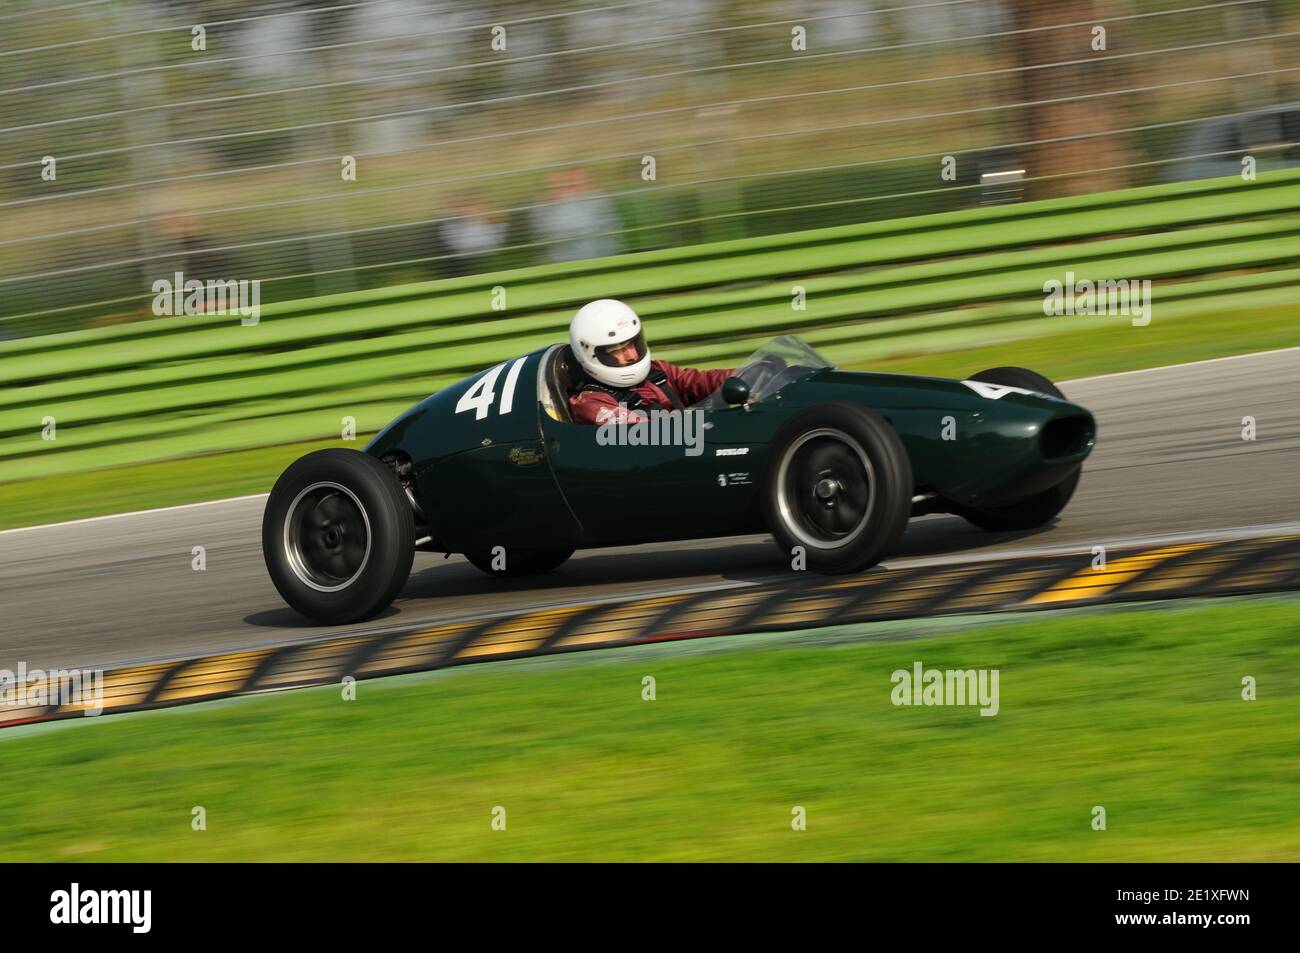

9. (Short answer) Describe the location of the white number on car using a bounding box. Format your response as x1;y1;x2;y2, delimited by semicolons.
456;358;528;420
961;380;1037;400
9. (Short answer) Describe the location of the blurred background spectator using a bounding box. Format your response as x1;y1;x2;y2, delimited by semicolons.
533;167;622;263
431;192;509;277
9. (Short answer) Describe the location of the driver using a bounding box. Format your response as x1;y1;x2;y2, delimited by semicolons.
567;299;735;425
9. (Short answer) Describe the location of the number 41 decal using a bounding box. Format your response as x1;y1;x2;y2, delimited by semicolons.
960;380;1037;400
456;357;527;420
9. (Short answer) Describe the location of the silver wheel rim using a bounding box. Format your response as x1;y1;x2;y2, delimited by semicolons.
283;481;372;592
775;428;876;550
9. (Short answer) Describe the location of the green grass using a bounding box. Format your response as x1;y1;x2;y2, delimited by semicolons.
0;438;341;530
2;298;1295;531
4;596;1297;861
855;300;1300;381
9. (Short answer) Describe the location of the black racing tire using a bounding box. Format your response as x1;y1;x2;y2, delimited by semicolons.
956;366;1081;532
262;448;414;624
763;402;913;574
464;547;575;577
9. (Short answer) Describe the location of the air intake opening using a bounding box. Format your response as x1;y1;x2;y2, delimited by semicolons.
1041;415;1093;460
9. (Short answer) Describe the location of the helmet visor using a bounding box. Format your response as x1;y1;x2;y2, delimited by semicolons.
594;330;647;368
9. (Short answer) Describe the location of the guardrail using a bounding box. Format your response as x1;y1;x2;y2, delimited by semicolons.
5;170;1300;482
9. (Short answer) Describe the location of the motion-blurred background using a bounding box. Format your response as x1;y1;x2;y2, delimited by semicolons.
4;0;1300;332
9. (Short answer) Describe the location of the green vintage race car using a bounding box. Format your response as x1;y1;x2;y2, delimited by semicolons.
262;336;1095;623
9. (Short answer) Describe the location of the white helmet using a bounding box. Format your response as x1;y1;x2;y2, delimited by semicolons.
569;299;651;388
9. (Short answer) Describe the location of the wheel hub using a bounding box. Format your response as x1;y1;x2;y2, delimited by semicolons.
814;476;841;502
775;428;877;549
283;482;372;592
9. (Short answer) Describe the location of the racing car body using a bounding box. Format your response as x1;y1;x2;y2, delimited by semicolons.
263;336;1095;622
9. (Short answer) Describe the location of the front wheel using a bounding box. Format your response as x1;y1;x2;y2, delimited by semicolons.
955;366;1081;532
262;448;414;623
763;402;913;574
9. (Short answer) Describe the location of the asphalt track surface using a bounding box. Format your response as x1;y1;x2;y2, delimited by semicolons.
2;348;1297;673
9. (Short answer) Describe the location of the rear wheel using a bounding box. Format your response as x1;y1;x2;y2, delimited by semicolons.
956;366;1081;531
763;402;912;574
262;449;414;623
464;547;574;577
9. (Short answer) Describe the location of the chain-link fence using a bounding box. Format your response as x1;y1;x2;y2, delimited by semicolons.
3;0;1299;337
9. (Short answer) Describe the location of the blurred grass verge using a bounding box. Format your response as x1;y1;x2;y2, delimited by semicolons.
2;595;1296;861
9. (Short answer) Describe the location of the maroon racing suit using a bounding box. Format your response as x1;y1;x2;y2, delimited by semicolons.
568;359;733;425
